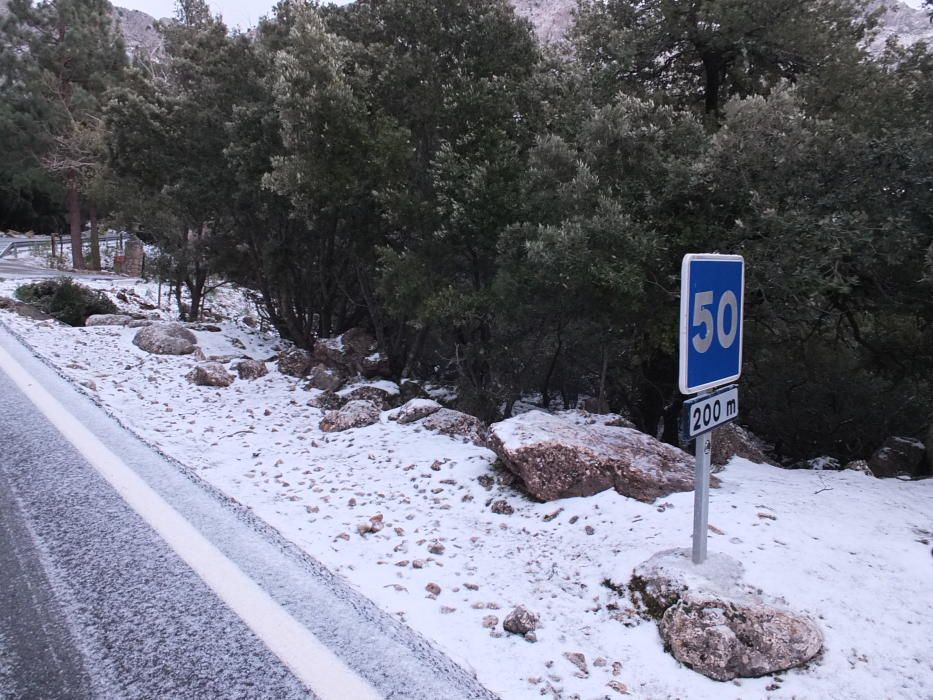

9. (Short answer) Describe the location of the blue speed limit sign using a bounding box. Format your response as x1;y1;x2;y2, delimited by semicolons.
679;254;744;395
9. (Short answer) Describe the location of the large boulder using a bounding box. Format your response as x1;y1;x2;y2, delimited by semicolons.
235;358;268;380
305;364;347;392
307;391;345;411
488;410;699;503
132;323;198;355
393;398;442;425
186;362;235;388
319;399;381;433
659;598;823;682
85;314;133;327
277;347;314;377
868;436;926;478
338;382;400;410
420;408;487;446
710;423;771;468
629;549;822;682
312;328;391;379
503;606;538;637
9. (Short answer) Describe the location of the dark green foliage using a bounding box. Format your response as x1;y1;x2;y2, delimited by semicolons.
571;0;874;119
106;2;241;320
0;0;127;267
14;278;118;326
80;0;933;463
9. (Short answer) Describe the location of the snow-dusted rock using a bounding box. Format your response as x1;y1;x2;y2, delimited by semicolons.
868;436;926;478
710;423;771;467
361;351;391;379
844;459;872;475
305;363;346;391
339;383;399;409
277;347;313;377
85;313;133;326
488;410;698;503
312;334;349;368
127;319;152;328
503;606;538;636
319;399;381;433
629;549;823;682
420;408;487;446
312;328;391;379
564;652;588;675
186;362;235;387
660;598;823;682
235;358;268;380
132;322;197;355
791;456;843;471
629;549;748;617
394;398;442;424
307;390;344;411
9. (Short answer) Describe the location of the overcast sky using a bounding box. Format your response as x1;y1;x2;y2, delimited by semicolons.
119;1;351;30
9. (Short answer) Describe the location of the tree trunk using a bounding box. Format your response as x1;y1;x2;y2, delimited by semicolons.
402;325;429;379
88;203;100;271
634;349;678;441
173;282;185;320
185;263;208;322
702;52;723;121
597;342;610;414
540;327;563;409
67;171;85;270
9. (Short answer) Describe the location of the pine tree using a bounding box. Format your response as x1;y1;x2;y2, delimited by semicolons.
107;0;247;319
0;0;126;268
572;0;875;122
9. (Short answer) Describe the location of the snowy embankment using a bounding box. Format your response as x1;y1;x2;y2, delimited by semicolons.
0;274;930;700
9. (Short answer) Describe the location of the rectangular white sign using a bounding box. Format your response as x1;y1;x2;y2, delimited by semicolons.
681;385;739;440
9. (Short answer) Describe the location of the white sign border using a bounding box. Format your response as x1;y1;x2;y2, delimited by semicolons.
678;253;745;395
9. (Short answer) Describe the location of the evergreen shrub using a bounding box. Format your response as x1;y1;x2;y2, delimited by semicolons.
14;278;118;327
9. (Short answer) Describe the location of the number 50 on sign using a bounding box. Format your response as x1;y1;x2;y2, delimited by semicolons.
678;254;744;395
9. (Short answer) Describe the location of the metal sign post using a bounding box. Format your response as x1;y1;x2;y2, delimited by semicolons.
692;431;712;564
679;254;745;565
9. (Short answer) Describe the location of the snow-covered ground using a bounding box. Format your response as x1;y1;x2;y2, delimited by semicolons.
0;272;930;700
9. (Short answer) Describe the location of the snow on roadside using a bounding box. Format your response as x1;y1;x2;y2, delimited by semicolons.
0;275;931;700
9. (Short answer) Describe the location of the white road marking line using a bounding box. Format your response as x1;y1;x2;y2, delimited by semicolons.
0;342;382;700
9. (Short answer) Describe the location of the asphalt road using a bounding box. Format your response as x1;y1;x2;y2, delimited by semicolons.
0;324;498;700
0;257;120;281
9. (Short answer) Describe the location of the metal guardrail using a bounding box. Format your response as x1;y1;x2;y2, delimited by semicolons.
0;233;124;259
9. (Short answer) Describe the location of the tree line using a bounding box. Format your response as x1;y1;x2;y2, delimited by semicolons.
2;0;931;462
